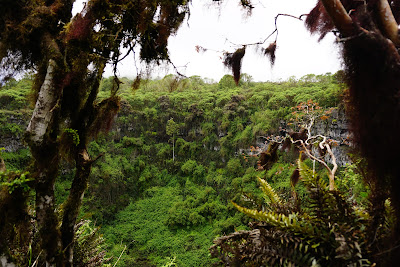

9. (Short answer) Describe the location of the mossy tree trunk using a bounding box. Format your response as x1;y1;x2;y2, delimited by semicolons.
26;57;64;265
0;0;189;265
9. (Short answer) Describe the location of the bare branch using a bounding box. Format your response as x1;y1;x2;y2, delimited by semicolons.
167;58;189;78
320;0;356;37
298;140;330;170
375;0;400;46
325;143;338;177
226;13;305;47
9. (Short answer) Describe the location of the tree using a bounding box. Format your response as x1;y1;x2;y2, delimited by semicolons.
166;118;180;161
0;0;189;266
256;100;340;191
288;100;339;191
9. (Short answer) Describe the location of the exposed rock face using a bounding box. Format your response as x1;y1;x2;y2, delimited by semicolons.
241;108;352;167
0;111;30;152
1;101;352;166
312;108;352;166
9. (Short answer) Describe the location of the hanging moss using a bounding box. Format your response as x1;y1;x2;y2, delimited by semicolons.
263;42;276;65
223;47;246;85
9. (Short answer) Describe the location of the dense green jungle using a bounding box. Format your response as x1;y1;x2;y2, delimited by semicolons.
1;73;369;266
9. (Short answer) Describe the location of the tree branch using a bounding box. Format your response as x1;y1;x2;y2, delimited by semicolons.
320;0;356;37
376;0;400;46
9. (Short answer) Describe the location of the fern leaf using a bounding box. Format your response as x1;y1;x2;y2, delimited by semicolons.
257;177;282;205
232;202;323;239
297;159;328;190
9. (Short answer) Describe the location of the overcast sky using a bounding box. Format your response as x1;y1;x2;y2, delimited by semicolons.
73;0;342;82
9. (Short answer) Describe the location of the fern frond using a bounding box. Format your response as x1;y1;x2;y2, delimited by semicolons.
232;201;326;241
257;177;282;205
383;199;396;236
297;159;329;190
214;157;376;266
297;159;343;221
210;228;318;267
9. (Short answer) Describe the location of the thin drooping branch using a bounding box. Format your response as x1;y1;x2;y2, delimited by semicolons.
225;13;306;47
167;58;189;78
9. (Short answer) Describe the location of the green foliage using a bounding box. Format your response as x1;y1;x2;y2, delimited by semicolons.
0;171;32;194
166;118;179;136
64;128;80;146
0;74;347;266
73;220;110;267
211;159;396;266
79;74;347;266
103;186;220;266
0;77;31;110
0;149;30;171
337;161;369;205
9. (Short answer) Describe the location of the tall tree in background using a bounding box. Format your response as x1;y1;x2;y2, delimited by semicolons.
0;0;188;265
166;118;180;161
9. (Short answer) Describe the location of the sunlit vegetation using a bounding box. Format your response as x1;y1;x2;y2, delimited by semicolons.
1;72;366;266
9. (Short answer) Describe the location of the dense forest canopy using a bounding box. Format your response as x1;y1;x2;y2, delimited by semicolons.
1;73;353;266
2;0;400;266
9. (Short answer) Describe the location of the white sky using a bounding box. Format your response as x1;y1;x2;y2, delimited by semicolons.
73;0;342;82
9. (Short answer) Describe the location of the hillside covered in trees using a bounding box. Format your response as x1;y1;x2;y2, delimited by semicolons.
4;0;400;266
1;73;370;266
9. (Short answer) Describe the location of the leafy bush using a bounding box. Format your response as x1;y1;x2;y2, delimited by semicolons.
211;160;395;266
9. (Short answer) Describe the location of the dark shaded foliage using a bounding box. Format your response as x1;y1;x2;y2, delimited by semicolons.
257;142;279;170
0;174;32;266
342;30;400;240
210;227;315;267
73;220;110;267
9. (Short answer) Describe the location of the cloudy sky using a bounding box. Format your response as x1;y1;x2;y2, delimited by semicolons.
73;0;342;82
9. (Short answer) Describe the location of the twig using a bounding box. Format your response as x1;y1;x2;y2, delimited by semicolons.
167;59;188;78
113;245;127;267
200;13;307;53
373;243;400;257
30;250;42;267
